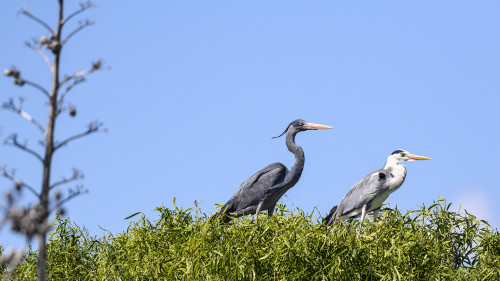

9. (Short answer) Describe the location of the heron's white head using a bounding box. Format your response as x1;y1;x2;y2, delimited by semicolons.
385;149;431;167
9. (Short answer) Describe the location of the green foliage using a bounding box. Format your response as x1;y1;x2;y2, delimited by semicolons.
4;199;500;280
0;245;6;277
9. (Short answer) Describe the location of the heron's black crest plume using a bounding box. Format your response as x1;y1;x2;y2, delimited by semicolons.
272;121;294;139
272;127;288;139
391;149;405;155
272;120;301;139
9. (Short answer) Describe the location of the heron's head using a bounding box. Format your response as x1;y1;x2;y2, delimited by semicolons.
389;149;431;163
272;119;332;138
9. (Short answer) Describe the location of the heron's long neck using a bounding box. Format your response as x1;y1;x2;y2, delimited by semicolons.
384;159;407;192
384;157;400;170
285;132;304;184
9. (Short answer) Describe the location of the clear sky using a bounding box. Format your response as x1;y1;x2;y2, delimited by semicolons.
1;1;499;249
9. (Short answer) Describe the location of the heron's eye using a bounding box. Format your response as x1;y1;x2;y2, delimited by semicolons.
299;122;303;126
400;152;406;157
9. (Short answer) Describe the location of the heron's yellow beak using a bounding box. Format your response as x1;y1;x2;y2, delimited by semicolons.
407;153;431;160
304;122;333;130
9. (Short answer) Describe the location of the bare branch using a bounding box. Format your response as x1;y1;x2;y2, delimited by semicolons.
58;60;104;106
54;121;105;151
2;98;46;134
62;19;94;45
24;80;50;98
24;40;53;69
3;67;50;97
4;134;44;163
19;8;54;34
49;168;84;190
49;185;88;213
57;77;86;108
1;167;39;197
3;2;104;279
63;1;95;25
61;60;103;85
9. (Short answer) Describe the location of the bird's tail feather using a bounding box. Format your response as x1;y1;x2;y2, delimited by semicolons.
210;203;233;223
324;205;337;226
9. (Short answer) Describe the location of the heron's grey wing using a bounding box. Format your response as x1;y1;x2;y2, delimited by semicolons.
220;162;287;215
334;168;388;219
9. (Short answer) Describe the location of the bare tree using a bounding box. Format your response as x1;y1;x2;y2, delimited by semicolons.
0;1;105;280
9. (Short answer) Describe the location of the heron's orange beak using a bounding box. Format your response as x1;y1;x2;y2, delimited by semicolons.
407;153;431;160
304;122;333;130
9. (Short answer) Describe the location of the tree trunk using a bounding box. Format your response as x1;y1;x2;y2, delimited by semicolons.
36;232;47;281
36;1;63;280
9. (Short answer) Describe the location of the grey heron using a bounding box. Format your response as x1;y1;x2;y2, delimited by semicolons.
214;119;332;223
324;149;430;226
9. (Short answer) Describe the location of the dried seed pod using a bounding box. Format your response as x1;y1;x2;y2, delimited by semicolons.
69;107;77;117
3;68;20;78
55;191;62;200
6;192;13;204
14;77;25;86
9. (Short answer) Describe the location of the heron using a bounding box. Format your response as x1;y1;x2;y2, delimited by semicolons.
213;119;332;223
324;149;430;226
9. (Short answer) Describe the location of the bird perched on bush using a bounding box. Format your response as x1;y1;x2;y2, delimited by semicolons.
325;149;430;226
214;119;332;223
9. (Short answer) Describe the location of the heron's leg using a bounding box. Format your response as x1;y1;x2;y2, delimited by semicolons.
360;205;367;223
254;202;264;223
372;209;380;222
267;203;277;217
358;205;367;235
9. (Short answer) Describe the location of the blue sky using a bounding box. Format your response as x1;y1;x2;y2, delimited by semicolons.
1;1;499;249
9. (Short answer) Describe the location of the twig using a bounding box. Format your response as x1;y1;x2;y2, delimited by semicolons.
23;79;50;98
3;66;50;97
60;59;102;85
63;1;95;25
1;168;40;197
25;41;53;70
4;134;44;163
2;98;46;134
49;168;84;190
57;77;86;108
20;8;54;34
58;60;103;106
49;185;88;212
53;121;105;151
62;19;94;45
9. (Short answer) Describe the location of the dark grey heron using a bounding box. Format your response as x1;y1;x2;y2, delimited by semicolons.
214;119;332;223
324;149;430;226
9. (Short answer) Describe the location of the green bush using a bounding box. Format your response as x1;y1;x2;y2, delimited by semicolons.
0;245;6;277
4;198;500;280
